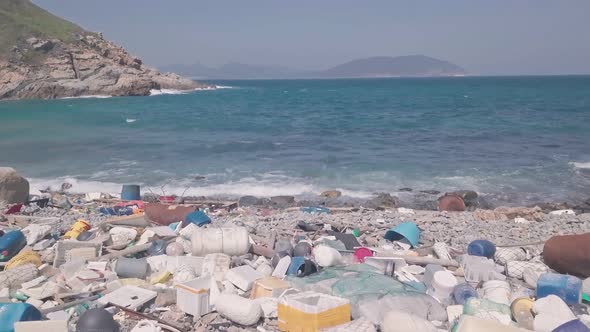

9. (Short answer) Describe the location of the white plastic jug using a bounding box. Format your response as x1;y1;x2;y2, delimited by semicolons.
191;227;250;256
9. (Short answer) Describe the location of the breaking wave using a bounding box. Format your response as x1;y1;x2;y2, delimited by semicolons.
61;95;112;99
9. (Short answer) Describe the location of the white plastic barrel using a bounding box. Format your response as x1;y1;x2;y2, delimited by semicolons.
191;227;250;256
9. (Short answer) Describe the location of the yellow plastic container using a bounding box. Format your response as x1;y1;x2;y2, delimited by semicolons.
64;219;91;239
250;276;291;299
278;291;350;332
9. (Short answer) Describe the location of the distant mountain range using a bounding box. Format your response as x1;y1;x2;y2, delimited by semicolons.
160;55;466;79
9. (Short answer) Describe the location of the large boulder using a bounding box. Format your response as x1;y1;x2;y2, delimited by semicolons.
321;190;342;199
270;195;295;208
365;193;399;209
452;190;495;210
0;167;29;204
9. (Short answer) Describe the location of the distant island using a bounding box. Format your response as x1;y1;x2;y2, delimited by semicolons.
0;0;205;100
161;55;467;80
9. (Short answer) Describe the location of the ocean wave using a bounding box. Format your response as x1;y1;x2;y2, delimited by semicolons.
149;89;191;96
571;161;590;169
28;176;372;199
215;85;233;89
150;86;220;96
61;95;112;99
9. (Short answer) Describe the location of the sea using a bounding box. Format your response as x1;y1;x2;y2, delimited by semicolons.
1;76;589;206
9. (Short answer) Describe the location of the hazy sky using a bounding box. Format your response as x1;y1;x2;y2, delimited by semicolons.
35;0;590;75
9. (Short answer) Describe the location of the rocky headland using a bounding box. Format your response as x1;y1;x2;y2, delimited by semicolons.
0;0;208;100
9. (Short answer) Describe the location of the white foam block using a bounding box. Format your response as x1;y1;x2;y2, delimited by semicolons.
225;265;264;291
98;285;157;310
15;320;67;332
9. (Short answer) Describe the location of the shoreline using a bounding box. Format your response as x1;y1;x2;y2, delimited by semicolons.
26;179;590;214
2;175;590;331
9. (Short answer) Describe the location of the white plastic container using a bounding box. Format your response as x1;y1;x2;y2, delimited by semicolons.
381;310;438;332
456;315;530;332
533;295;576;332
426;270;457;302
313;245;342;267
176;276;219;317
483;280;511;305
191;227;250;256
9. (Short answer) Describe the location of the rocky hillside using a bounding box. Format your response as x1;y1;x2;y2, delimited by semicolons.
0;0;206;100
317;55;466;78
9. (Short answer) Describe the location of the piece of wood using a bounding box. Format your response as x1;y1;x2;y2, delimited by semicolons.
40;295;100;314
391;255;459;267
250;244;275;258
97;243;152;261
3;215;60;227
111;303;185;332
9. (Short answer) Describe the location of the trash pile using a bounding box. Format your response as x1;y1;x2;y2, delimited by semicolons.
2;170;590;331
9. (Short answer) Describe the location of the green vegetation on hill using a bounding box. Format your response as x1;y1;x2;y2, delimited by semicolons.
0;0;85;55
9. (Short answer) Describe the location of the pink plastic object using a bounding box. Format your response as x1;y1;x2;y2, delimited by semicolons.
354;247;374;263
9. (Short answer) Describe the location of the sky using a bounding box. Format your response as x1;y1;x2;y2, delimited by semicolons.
34;0;590;75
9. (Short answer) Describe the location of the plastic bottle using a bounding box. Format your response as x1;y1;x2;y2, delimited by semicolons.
511;297;534;330
536;273;582;305
453;283;478;305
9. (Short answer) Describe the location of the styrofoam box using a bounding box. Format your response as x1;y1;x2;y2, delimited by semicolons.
176;276;218;317
225;265;264;291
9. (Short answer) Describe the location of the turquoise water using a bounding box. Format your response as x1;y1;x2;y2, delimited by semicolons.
1;76;589;205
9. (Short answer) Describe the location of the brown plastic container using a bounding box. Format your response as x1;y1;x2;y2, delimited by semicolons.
543;233;590;278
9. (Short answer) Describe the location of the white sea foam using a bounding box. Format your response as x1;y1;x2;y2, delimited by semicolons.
150;86;221;95
215;85;233;89
571;162;590;169
61;95;112;99
126;118;137;123
149;89;190;96
28;176;372;199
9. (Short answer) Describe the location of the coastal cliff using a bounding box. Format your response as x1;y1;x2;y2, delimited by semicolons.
0;0;206;100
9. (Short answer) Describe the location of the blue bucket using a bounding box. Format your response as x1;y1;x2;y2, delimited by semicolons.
121;184;141;201
384;222;420;248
